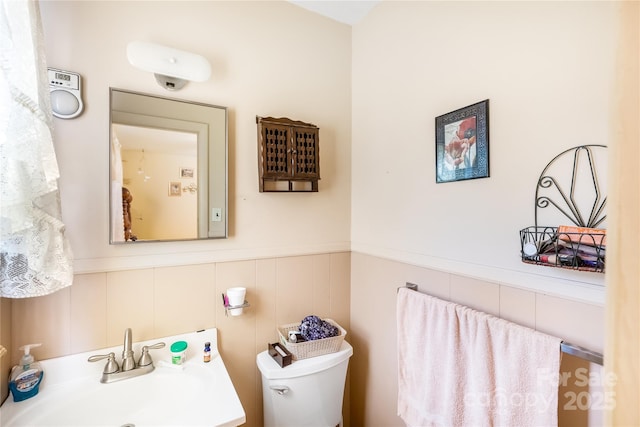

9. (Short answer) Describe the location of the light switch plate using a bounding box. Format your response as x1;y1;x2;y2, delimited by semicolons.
212;208;222;222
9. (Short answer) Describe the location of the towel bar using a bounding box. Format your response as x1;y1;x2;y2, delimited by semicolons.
560;341;603;365
401;282;604;365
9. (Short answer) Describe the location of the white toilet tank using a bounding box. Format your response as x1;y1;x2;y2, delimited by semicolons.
257;341;353;427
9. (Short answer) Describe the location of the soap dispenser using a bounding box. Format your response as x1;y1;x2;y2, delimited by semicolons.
9;343;44;402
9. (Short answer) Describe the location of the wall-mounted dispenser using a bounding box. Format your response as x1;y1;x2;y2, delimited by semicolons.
126;41;211;91
48;68;83;119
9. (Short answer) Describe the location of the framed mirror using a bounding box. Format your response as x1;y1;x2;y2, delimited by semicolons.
109;88;227;243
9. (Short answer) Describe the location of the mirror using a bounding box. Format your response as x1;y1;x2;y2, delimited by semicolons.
109;88;227;243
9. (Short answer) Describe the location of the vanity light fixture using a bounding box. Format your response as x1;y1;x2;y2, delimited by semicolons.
126;41;211;91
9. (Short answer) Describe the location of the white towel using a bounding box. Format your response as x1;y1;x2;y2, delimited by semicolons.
397;288;562;427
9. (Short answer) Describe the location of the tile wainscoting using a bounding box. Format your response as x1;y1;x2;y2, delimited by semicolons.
3;251;605;427
5;252;351;427
350;252;605;427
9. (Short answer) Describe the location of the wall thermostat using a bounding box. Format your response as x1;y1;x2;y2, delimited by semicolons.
48;68;84;119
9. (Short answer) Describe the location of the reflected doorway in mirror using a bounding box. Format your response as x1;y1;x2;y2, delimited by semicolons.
109;88;228;243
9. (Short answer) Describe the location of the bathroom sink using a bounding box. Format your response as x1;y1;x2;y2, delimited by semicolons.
0;329;245;427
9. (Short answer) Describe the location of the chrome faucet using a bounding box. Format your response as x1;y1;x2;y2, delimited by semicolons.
88;328;165;384
121;328;136;371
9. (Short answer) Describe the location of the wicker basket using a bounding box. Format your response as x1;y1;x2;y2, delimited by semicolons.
278;318;346;360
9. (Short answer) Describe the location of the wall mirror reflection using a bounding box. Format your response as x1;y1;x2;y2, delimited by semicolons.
110;88;227;243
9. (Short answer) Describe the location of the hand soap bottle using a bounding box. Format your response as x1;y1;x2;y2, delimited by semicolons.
9;343;44;402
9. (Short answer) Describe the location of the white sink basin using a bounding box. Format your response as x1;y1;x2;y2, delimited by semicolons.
0;329;245;427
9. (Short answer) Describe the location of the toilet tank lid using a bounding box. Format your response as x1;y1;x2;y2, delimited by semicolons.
257;341;352;380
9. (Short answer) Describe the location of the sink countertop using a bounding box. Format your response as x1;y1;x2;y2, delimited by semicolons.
0;328;246;427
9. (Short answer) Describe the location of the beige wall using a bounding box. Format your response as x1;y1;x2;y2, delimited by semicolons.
39;0;352;272
348;2;629;425
351;1;614;296
350;252;605;426
6;3;354;421
7;252;351;427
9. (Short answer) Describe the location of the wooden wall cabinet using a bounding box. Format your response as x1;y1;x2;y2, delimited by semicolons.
256;116;320;192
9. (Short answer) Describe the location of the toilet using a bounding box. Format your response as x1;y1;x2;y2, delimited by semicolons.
257;341;353;427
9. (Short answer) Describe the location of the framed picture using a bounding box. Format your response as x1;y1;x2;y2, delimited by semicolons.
169;181;182;196
180;167;194;178
435;99;489;183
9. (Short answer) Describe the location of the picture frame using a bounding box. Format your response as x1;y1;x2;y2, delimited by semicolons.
169;181;182;196
435;99;489;183
180;167;194;178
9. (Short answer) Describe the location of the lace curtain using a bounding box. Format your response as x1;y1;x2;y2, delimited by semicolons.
0;0;73;298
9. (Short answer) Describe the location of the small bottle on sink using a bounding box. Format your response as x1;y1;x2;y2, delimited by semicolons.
203;342;211;363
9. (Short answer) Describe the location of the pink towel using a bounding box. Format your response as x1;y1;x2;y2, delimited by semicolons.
397;288;562;427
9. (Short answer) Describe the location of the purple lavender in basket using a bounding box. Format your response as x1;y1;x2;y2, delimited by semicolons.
299;315;339;341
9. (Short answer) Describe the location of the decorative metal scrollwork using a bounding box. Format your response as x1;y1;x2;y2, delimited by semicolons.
521;145;607;273
534;145;607;229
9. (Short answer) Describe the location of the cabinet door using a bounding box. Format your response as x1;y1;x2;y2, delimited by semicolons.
260;123;293;180
292;127;320;180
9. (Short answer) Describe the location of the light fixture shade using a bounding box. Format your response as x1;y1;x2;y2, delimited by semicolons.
127;41;211;83
50;89;83;119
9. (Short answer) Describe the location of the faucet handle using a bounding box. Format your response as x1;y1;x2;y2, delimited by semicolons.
88;352;119;374
138;342;166;367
